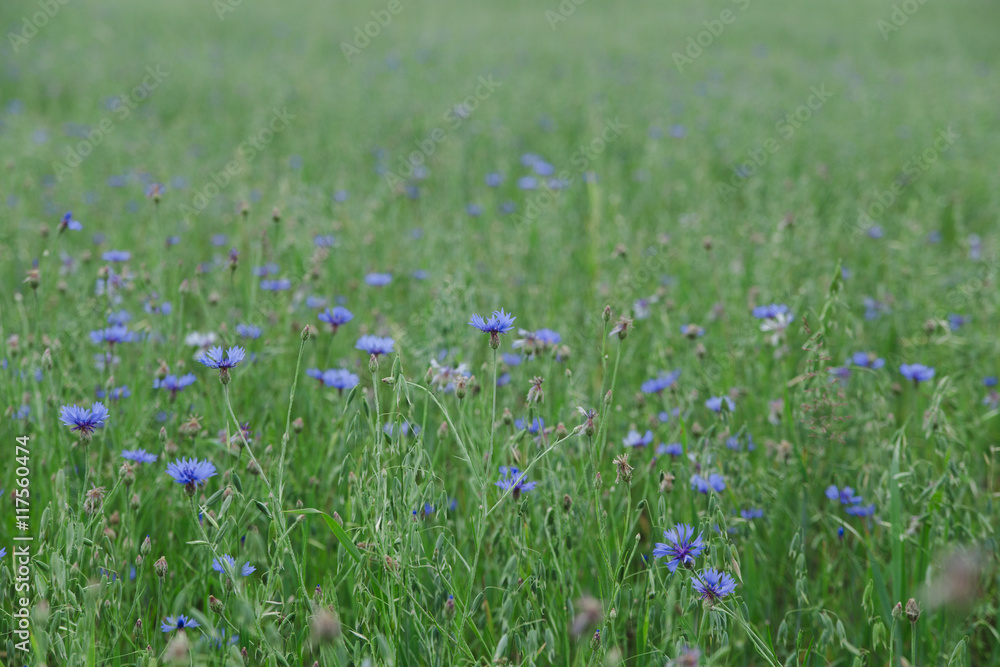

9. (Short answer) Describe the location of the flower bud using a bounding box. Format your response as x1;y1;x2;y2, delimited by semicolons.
209;594;224;614
301;325;311;341
590;630;601;651
368;354;379;373
603;305;612;323
154;556;168;577
292;417;304;433
905;598;920;624
140;535;151;556
562;494;572;512
892;602;902;621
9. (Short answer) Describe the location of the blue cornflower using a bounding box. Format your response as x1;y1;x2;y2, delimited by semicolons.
740;508;764;520
108;308;131;326
356;335;395;356
59;211;83;232
899;363;935;384
198;346;246;370
502;353;522;366
0;547;6;558
725;437;741;451
680;324;705;338
652;523;705;572
306;295;327;309
102;250;131;262
485;172;503;187
947;314;967;331
60;402;109;438
154;373;196;397
203;627;239;650
212;554;255;577
752;304;789;319
641;370;681;394
314;234;337;247
469;308;516;349
466;203;483;216
90;325;136;345
705;396;734;413
364;272;392;286
333;189;349;202
514;417;545;435
253;264;279;277
828;366;851;383
691;568;737;601
322;368;360;391
166;458;217;490
623;430;653;448
260;278;292;291
867;225;884;239
236;324;261;339
497;372;511;387
851;352;885;369
691;473;726;494
845;503;876;517
984;376;998;387
863;297;889;320
533;160;554;176
495;466;538;498
211;234;227;247
517;176;537;190
657;443;684;457
318;307;353;333
96;386;131;401
825;485;863;505
384;421;421;437
122;449;157;464
161;615;200;633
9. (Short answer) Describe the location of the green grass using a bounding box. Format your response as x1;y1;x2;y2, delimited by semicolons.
1;0;999;664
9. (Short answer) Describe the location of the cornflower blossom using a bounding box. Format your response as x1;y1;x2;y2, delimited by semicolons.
318;307;353;333
652;524;705;572
469;309;516;349
622;430;653;448
691;569;737;602
495;466;537;500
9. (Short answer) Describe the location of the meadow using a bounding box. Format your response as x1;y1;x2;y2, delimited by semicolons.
1;0;999;664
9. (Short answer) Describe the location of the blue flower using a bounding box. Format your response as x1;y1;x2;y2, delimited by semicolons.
652;523;705;572
96;386;131;401
212;554;255;577
0;547;6;558
691;473;726;494
485;173;503;187
198;346;246;370
161;615;200;632
356;335;395;356
623;430;653;448
845;503;876;517
318;307;353;332
899;363;935;384
236;324;261;339
680;324;704;337
657;443;684;457
122;449;157;464
333;190;349;202
466;203;483;216
495;466;537;498
984;376;998;387
825;485;862;505
364;272;392;286
306;295;327;309
705;396;734;413
947;314;967;331
851;352;885;369
102;250;131;262
59;211;83;232
253;264;279;277
517;176;537;190
260;278;292;291
166;458;217;487
752;304;788;319
641;370;681;394
828;366;851;383
60;402;109;436
469;309;516;335
514;417;545;434
691;568;737;601
153;373;197;395
314;234;337;248
322;368;360;391
740;508;764;520
90;326;136;345
863;297;889;320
